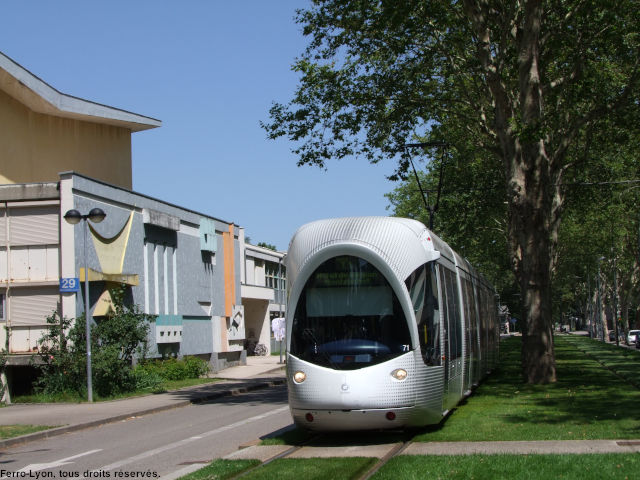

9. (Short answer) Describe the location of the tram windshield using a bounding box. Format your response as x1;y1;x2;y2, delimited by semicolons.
290;255;412;370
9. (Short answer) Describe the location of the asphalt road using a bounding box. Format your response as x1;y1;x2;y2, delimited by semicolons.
0;385;291;480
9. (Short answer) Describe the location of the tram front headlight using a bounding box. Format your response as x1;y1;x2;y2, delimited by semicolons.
293;371;307;384
391;368;408;381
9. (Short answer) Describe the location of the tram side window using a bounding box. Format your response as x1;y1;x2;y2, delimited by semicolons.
464;279;478;357
443;268;463;360
405;263;440;366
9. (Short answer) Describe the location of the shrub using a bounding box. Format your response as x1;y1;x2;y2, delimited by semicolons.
182;356;210;378
135;356;209;382
132;366;164;392
34;286;154;398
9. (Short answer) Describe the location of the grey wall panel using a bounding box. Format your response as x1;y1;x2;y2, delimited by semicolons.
181;318;213;355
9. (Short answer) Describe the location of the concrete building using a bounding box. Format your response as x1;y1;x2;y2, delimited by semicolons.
239;239;286;356
0;51;161;189
1;173;247;384
0;51;274;396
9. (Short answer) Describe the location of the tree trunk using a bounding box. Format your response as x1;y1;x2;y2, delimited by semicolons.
507;149;557;384
465;0;557;383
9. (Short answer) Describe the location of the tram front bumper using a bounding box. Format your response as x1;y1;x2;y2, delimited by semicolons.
290;406;415;431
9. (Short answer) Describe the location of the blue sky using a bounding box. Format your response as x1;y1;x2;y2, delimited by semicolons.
1;1;400;251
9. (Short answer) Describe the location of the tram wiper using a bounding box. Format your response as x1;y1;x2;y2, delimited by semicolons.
302;328;340;370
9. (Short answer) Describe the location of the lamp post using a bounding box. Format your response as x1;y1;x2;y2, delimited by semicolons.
64;207;106;402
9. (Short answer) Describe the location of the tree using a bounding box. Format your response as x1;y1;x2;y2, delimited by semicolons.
263;1;640;383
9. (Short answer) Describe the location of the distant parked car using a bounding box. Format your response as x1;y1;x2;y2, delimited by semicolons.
636;337;640;349
627;330;640;345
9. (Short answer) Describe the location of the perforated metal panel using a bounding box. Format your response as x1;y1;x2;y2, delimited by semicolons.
286;217;442;289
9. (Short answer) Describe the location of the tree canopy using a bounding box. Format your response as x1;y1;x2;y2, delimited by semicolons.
264;0;640;383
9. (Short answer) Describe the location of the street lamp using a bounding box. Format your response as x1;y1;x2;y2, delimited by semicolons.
64;207;106;402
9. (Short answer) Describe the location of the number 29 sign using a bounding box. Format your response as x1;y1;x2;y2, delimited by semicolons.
59;277;80;292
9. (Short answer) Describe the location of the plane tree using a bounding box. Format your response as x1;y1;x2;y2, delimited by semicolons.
263;0;640;383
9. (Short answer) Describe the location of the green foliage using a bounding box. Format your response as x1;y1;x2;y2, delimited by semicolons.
34;286;154;398
257;242;277;251
0;326;8;402
264;0;640;382
134;356;209;384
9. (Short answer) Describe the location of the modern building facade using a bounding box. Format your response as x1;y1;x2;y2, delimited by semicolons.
0;172;245;372
0;51;287;399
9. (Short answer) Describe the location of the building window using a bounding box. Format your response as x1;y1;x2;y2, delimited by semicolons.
0;293;5;321
265;261;286;291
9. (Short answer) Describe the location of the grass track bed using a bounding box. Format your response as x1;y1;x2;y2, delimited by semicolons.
413;335;640;441
179;458;375;480
371;453;640;480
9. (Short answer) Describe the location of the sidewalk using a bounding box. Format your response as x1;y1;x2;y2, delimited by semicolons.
0;355;286;448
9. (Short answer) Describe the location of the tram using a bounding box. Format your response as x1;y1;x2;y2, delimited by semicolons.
284;216;499;431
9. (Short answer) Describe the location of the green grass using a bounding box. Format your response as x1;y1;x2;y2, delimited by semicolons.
178;459;260;480
563;335;640;387
178;458;375;480
0;424;55;440
12;377;224;403
371;454;640;480
412;335;640;441
234;458;374;480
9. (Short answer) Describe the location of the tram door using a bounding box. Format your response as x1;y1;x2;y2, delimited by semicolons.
439;267;464;410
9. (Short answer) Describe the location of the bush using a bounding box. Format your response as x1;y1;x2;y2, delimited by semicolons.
132;367;164;392
182;356;210;378
134;356;209;382
34;286;154;398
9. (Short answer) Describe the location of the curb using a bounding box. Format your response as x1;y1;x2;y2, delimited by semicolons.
0;378;286;449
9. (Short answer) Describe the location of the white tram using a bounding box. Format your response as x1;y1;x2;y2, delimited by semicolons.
285;217;499;431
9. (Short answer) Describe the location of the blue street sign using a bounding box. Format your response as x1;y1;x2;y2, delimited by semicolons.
60;277;80;292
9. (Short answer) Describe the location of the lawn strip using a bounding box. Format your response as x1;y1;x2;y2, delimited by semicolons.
562;335;640;388
177;459;260;480
0;424;55;440
412;335;640;441
370;453;640;480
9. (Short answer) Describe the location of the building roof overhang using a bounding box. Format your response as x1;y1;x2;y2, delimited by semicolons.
0;51;161;132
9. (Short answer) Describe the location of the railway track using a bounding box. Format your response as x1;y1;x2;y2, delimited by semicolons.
228;433;415;480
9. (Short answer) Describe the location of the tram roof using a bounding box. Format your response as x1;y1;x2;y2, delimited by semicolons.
286;216;494;292
286;216;445;285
